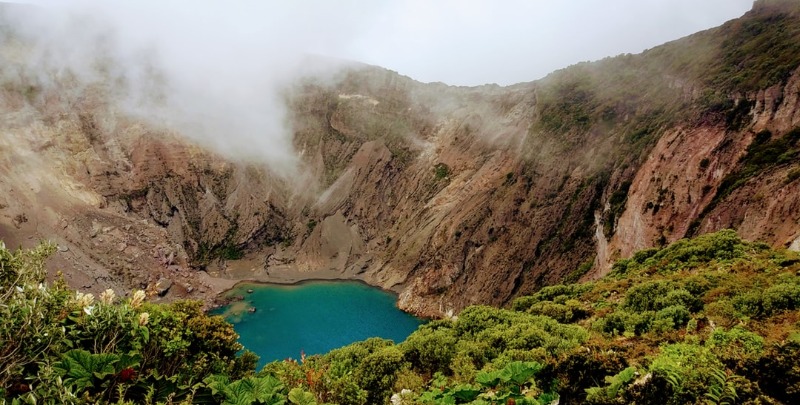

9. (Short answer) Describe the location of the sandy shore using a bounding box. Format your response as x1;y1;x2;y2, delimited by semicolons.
202;255;371;298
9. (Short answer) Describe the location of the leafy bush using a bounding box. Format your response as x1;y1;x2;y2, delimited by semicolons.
433;163;450;180
762;282;800;314
525;299;588;323
2;228;799;404
612;230;752;276
652;305;692;333
706;326;765;360
585;366;638;404
624;280;673;312
401;325;458;374
597;309;653;336
354;346;406;404
655;289;703;313
512;283;594;311
0;241;258;403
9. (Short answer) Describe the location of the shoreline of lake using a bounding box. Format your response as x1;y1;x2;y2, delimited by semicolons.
211;280;425;366
203;255;407;308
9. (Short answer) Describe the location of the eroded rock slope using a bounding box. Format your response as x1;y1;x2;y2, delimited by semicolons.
2;0;800;316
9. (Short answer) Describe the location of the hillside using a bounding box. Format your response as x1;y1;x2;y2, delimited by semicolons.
3;231;798;403
2;0;800;319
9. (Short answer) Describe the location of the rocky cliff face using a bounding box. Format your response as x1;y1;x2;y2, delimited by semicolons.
2;1;800;316
601;69;800;273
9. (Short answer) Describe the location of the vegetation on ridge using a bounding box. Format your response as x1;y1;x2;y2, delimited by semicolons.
2;230;799;404
524;0;800;178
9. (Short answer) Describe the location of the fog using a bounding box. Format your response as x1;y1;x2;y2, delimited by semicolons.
3;0;754;174
4;1;379;175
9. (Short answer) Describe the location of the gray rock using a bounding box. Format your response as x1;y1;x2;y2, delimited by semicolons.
156;278;173;297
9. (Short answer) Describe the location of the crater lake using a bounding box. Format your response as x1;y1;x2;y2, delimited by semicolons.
212;280;424;367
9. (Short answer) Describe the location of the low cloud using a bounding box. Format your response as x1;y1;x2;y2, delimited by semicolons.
2;1;378;176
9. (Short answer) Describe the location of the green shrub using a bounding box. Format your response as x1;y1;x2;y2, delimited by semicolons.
652;305;692;333
648;343;726;404
433;163;450;180
751;341;800;403
706;326;764;359
705;300;742;327
733;291;764;317
511;283;593;311
762;282;800;314
401;326;458;374
598;310;654;336
682;274;718;296
655;289;703;312
526;300;587;323
2;222;799;403
0;241;261;403
624;280;673;312
631;247;659;264
354;346;406;404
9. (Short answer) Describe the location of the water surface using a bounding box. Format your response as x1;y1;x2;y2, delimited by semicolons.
212;281;423;367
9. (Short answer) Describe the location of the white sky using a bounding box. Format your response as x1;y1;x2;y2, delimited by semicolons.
23;0;755;86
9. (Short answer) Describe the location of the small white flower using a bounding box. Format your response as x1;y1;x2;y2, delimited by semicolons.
83;305;95;316
100;289;116;305
15;286;23;293
391;389;414;405
75;292;94;307
138;312;149;326
130;290;146;309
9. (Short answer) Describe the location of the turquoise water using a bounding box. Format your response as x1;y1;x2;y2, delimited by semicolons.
212;281;424;367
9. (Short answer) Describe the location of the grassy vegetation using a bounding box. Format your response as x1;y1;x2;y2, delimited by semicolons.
710;4;800;92
3;230;798;404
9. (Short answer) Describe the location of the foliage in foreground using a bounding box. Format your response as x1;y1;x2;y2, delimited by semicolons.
2;230;799;404
0;241;262;404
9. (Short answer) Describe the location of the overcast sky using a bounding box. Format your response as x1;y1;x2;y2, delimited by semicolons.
24;0;755;86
